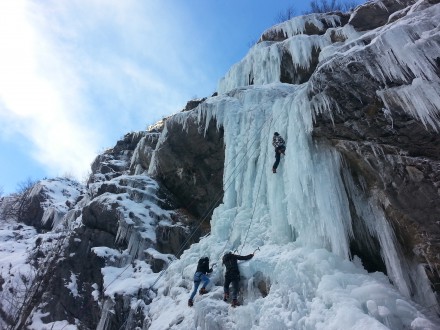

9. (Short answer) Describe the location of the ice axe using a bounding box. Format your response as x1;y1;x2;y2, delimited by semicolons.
253;247;260;255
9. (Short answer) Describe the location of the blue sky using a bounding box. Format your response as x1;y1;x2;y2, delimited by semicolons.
0;0;356;194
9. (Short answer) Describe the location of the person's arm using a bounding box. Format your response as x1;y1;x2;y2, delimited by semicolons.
203;262;212;274
236;254;253;261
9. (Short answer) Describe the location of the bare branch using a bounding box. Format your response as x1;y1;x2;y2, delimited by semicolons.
274;5;297;23
305;0;361;14
0;178;38;223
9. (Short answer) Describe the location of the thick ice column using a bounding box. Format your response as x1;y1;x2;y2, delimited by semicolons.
187;85;354;256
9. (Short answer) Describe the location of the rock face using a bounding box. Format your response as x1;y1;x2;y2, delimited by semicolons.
18;178;85;230
1;115;225;329
152;115;225;219
308;1;440;291
348;0;417;31
256;13;352;86
89;131;147;183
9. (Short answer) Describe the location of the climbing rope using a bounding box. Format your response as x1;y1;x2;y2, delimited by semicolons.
240;116;273;254
218;112;275;256
104;103;281;307
237;105;287;254
148;108;280;290
148;126;264;290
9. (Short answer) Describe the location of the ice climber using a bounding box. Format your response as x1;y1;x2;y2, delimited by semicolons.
188;256;213;307
222;251;254;307
272;132;286;173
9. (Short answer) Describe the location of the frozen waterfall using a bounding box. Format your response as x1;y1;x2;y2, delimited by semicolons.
146;82;438;329
147;7;440;330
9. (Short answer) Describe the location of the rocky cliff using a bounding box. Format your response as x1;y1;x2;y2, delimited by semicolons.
1;0;440;329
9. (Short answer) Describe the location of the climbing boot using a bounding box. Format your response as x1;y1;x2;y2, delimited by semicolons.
223;293;229;302
231;299;240;308
188;299;193;307
199;287;208;295
272;168;276;173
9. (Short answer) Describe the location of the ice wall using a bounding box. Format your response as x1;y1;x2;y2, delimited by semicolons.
314;3;440;131
147;82;438;329
217;14;358;94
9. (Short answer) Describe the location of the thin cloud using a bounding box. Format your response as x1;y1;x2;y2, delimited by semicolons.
0;0;98;180
0;0;206;182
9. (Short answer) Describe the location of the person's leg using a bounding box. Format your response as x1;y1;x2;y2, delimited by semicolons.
189;280;200;301
200;274;210;289
199;274;210;294
224;277;231;300
231;278;240;307
273;151;281;171
231;278;240;300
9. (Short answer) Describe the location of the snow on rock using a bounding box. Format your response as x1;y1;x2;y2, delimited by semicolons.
260;13;349;41
28;310;78;330
129;133;160;175
0;221;38;328
218;12;365;94
65;272;79;297
36;178;85;229
311;3;440;130
87;174;175;261
0;178;86;327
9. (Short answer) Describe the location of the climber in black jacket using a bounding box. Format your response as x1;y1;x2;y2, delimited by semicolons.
222;251;254;307
188;257;213;307
272;132;286;173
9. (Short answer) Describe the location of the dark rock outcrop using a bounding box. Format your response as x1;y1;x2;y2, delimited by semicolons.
349;0;417;31
82;199;120;236
13;179;84;231
182;98;207;112
153;116;225;219
280;46;321;85
129;133;160;174
38;227;113;329
90;131;146;183
309;1;440;294
18;186;46;229
259;13;350;42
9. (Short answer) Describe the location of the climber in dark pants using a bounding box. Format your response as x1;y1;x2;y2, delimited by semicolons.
272;132;286;173
222;251;254;307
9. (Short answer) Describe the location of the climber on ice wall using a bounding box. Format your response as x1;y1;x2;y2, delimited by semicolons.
222;251;254;307
188;256;213;307
272;132;286;173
